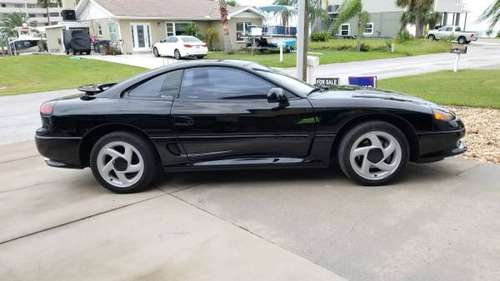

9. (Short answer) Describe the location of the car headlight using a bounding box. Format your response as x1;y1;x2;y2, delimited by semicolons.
433;108;455;121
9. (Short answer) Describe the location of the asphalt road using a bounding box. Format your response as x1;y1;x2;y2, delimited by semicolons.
1;140;499;281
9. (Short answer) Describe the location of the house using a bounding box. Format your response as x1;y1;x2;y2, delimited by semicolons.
324;0;466;38
75;0;265;54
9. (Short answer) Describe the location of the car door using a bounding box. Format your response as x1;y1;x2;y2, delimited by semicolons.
121;69;188;166
171;66;316;167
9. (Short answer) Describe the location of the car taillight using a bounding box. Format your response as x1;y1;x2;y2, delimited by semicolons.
184;44;193;48
202;44;207;47
40;102;54;115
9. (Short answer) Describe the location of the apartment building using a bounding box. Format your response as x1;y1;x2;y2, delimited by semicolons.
323;0;465;38
0;0;62;26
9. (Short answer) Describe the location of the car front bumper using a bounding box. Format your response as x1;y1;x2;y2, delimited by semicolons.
415;128;467;163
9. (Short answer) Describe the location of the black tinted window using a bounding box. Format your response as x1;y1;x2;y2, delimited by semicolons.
180;67;274;100
128;70;182;98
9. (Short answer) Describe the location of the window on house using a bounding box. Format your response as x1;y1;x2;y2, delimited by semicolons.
364;23;374;35
166;23;175;36
340;24;350;36
97;24;103;36
166;22;192;37
174;23;191;35
109;22;118;41
236;22;252;41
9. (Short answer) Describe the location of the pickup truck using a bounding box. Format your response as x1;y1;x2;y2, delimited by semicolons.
427;26;478;44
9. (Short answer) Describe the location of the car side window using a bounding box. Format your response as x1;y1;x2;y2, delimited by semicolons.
128;70;183;98
179;67;274;100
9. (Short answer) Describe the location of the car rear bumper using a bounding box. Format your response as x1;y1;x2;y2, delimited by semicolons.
415;128;467;163
35;130;83;169
183;48;208;56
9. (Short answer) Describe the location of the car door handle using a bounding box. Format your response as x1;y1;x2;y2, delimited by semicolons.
174;116;194;127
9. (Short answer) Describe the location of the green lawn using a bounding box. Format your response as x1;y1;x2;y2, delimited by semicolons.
206;39;451;68
0;55;145;96
378;69;500;109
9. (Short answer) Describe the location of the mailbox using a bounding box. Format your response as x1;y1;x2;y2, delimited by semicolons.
451;44;468;54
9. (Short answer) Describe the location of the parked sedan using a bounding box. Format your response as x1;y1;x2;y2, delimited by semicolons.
153;36;208;59
36;60;466;193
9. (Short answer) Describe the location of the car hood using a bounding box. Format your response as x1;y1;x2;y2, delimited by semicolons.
308;86;439;108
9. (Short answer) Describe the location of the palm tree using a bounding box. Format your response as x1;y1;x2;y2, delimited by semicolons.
332;0;369;51
0;13;28;38
37;0;62;26
480;0;500;32
396;0;434;38
273;0;295;30
218;0;232;53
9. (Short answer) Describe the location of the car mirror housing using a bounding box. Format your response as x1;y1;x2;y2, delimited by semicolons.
267;88;289;108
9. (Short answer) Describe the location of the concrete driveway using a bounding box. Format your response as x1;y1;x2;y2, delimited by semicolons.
1;140;499;281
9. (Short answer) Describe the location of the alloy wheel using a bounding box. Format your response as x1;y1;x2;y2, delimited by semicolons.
349;131;402;181
96;141;144;188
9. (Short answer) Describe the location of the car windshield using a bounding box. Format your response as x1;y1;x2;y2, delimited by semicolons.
181;36;202;43
254;68;314;97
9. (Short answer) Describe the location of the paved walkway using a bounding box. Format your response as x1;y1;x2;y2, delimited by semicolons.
1;141;499;281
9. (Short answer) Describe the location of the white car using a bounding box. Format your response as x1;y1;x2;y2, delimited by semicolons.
153;36;208;59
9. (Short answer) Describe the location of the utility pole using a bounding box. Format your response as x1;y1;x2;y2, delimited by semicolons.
296;0;309;81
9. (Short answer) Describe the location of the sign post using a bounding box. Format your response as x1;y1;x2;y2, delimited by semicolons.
450;44;468;73
296;0;308;81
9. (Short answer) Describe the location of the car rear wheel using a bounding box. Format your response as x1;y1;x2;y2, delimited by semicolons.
174;49;181;60
427;34;436;40
458;36;467;44
90;132;159;193
153;47;160;57
338;121;409;186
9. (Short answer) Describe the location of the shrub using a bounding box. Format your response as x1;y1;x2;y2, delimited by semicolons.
185;23;199;37
397;30;414;42
311;32;331;42
205;27;219;50
497;31;500;38
359;43;370;52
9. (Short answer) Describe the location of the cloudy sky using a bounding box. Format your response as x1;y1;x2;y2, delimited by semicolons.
237;0;498;33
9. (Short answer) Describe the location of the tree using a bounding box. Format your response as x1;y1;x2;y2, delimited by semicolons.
396;0;434;38
273;0;296;31
0;13;28;38
226;0;237;7
218;0;232;53
332;0;368;51
480;0;500;32
37;0;62;26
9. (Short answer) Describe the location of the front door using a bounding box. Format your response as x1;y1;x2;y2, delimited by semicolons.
131;23;151;51
171;66;316;167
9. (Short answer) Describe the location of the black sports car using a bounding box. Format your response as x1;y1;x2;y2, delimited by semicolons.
36;60;466;193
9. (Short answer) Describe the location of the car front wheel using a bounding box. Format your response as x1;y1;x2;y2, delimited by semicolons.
338;121;409;186
90;132;159;193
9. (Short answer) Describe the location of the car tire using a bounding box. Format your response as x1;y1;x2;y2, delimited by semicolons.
90;131;159;193
153;47;160;57
196;55;205;59
338;121;409;186
174;49;181;60
427;34;436;41
458;36;466;44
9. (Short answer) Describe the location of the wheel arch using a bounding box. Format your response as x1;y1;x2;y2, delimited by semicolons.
332;113;419;162
79;123;161;167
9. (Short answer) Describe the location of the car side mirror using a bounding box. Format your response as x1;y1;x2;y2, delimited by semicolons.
267;88;289;108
